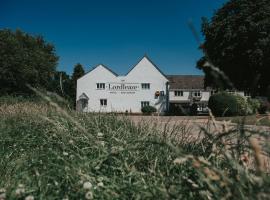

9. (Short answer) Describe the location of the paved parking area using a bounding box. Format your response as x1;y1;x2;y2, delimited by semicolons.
124;115;270;135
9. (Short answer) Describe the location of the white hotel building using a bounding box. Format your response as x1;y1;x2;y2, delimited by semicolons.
76;55;247;114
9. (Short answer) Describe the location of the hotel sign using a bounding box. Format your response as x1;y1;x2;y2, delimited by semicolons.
107;83;140;94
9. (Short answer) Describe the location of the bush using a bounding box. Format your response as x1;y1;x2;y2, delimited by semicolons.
190;103;198;116
208;92;248;117
167;103;188;116
141;105;157;115
247;98;260;114
258;101;270;114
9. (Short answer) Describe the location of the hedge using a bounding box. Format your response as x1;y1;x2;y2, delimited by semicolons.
141;105;157;115
208;92;249;117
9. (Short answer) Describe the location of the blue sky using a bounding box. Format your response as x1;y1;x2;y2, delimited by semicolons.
1;0;227;75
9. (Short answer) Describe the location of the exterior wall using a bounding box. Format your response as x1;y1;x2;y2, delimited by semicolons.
169;91;189;102
169;90;211;103
77;57;168;113
76;56;250;114
200;91;211;101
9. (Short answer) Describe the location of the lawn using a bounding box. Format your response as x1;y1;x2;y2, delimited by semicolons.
0;95;270;199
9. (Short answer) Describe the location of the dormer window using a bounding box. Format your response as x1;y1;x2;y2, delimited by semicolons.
174;91;183;96
141;83;150;90
96;83;105;90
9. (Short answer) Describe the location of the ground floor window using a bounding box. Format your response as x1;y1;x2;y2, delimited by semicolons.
100;99;107;106
141;101;150;108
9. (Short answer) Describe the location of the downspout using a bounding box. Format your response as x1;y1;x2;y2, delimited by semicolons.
166;81;169;112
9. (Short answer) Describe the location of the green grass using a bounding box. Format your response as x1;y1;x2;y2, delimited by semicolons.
0;95;270;199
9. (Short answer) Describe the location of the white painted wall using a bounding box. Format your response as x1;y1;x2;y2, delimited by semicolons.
77;57;168;113
169;90;211;103
76;56;250;114
169;91;189;102
200;91;211;102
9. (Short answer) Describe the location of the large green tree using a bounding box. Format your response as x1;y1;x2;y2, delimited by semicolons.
0;29;58;95
197;0;270;96
71;63;85;101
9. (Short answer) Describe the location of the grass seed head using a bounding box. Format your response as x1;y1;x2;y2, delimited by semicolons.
83;182;93;190
97;182;104;187
25;195;34;200
85;191;93;200
15;188;25;197
0;193;6;200
97;132;104;138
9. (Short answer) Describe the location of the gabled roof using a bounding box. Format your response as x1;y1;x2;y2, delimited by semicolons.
126;55;168;81
77;64;118;81
167;75;205;89
77;55;168;81
78;93;89;100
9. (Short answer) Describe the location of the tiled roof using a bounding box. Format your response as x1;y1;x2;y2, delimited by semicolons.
167;75;205;89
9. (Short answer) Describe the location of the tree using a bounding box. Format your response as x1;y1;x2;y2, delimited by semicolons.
197;0;270;96
49;71;72;98
0;29;59;95
71;63;85;101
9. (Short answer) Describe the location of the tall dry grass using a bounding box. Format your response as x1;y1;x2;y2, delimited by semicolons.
0;95;270;199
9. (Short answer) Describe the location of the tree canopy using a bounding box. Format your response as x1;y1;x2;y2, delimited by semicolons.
197;0;270;96
0;29;58;95
70;63;85;101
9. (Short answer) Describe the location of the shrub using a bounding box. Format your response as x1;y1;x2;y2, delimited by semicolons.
167;103;188;116
247;98;260;114
258;101;270;114
190;103;198;116
208;92;248;117
141;105;157;115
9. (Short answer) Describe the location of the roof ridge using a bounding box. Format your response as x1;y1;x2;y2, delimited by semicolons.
166;74;204;76
77;63;118;81
126;55;168;81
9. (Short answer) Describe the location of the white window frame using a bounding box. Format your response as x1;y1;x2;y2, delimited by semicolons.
141;83;150;90
100;99;107;106
160;91;165;96
193;91;202;97
174;91;183;97
141;101;150;108
96;83;105;90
